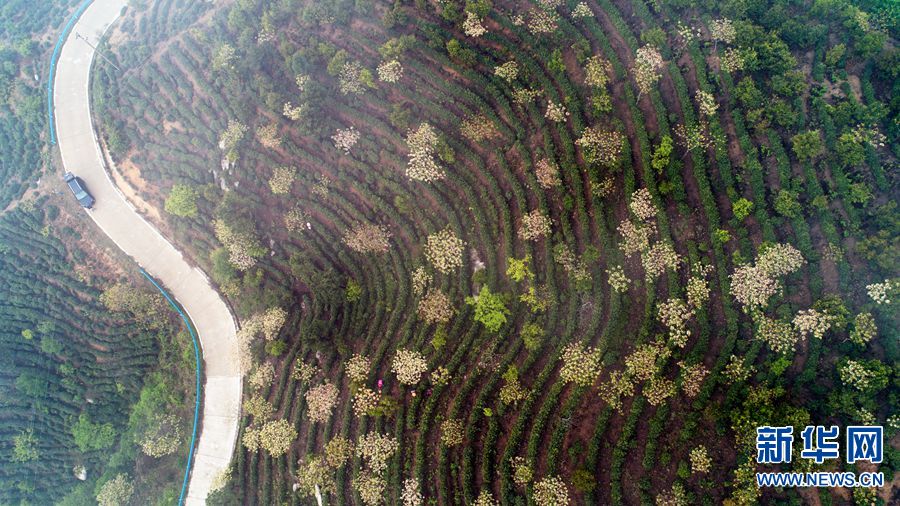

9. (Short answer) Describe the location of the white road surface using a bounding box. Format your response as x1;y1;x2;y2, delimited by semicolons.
53;1;242;503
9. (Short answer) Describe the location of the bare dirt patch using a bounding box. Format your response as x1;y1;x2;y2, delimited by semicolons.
104;146;162;221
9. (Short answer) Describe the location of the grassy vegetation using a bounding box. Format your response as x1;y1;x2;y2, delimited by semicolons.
94;0;897;504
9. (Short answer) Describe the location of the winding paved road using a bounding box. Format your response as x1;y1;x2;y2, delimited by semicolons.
53;1;242;502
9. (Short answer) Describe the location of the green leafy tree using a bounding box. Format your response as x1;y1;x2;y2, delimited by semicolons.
346;278;363;302
651;135;673;173
521;322;544;351
446;39;476;66
71;414;117;452
714;228;732;244
824;43;846;67
640;27;666;48
774;189;802;218
791;130;824;161
836;132;866;168
40;336;62;355
506;255;533;283
101;283;166;329
732;198;754;221
465;286;510;332
265;340;287;356
15;373;47;397
465;0;492;17
847;182;872;206
572;469;597;492
12;429;39;462
164;184;199;218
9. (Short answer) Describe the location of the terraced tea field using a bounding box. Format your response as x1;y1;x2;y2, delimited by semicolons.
92;0;897;504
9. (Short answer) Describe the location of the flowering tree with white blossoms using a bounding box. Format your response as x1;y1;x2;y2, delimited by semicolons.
598;370;634;412
625;342;670;381
545;100;569;123
268;166;295;194
730;264;780;310
527;8;559;35
709;18;736;50
572;2;592;19
249;362;275;390
757;243;805;277
283;101;305;121
518;209;552;241
339;61;368;95
720;47;746;72
353;387;381;417
723;354;754;383
260;306;287;340
634;45;664;98
849;312;877;346
866;279;895;304
629;188;657;221
535;158;561;189
473;490;499;506
460;113;497;143
576;127;625;166
305;382;339;423
641;242;681;281
418;289;455;324
346;354;370;383
792;309;834;340
343;222;391;254
691;445;712;473
674;122;715;155
401;478;423;506
584;55;611;88
511;456;534;487
356;432;398;472
256;123;281;149
463;11;487;37
440;418;464;447
658;298;695;348
686;263;713;309
332;126;360;154
560;341;603;386
424;227;465;274
494;61;519;82
678;361;709;397
214;219;266;270
406;123;445;182
219;120;246;162
755;316;797;354
644;376;676;406
730;244;805;311
257;419;297;456
512;87;542;104
533;475;570;506
377;60;403;83
617;219;656;256
656;483;688;506
284;207;309;233
354;471;385;506
411;266;431;297
606;265;630;293
695;90;718;117
391;348;429;385
295;456;333;499
838;359;887;392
